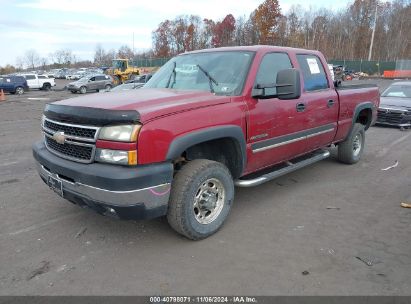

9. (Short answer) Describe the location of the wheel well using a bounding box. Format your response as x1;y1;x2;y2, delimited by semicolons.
356;108;372;130
180;138;243;179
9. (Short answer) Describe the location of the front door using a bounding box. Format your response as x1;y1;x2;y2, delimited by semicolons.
246;52;313;173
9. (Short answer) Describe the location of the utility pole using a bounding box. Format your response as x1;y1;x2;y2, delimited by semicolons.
368;4;378;61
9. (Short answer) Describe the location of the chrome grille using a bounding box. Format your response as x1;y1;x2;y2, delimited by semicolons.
42;117;99;163
44;119;96;139
377;109;407;124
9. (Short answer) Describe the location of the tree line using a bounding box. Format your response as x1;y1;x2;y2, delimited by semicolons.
2;0;409;74
151;0;411;61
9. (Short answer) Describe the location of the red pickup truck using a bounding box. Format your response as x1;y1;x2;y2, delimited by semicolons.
33;46;379;240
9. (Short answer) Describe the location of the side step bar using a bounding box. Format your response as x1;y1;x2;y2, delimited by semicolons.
235;150;330;187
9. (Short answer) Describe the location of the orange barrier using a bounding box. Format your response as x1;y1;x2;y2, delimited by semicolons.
384;70;411;78
0;89;5;102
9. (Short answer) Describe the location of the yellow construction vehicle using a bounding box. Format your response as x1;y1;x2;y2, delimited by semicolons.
106;59;140;85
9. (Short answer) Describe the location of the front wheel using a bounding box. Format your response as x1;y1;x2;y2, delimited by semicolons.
167;159;234;240
79;86;87;94
105;84;112;91
43;83;51;91
337;123;365;164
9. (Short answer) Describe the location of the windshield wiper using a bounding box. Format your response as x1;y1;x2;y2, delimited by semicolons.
197;64;218;93
166;61;176;88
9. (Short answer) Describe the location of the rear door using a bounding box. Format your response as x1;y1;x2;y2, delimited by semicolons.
295;54;339;150
24;75;38;89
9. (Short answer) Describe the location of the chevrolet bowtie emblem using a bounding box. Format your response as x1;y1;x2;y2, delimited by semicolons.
53;131;66;144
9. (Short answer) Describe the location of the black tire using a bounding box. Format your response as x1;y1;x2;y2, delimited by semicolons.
43;83;51;91
15;86;24;95
70;91;76;94
79;86;87;94
337;123;365;164
105;84;112;91
167;159;234;240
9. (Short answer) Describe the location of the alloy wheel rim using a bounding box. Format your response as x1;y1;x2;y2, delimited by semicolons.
193;178;225;225
353;133;362;157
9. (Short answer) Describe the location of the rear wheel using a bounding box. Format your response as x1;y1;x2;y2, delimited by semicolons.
79;86;87;94
337;123;365;164
167;159;234;240
105;84;112;91
15;86;24;95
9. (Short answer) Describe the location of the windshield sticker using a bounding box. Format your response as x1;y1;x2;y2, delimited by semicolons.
307;58;321;74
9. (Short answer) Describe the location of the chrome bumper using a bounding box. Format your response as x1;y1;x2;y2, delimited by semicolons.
36;162;171;208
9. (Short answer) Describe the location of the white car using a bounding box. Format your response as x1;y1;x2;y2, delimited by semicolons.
23;74;56;90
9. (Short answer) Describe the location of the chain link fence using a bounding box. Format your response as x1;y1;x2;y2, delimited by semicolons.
129;57;410;76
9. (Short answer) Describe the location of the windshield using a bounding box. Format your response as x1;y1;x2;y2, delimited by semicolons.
381;85;411;98
145;51;254;95
112;60;125;69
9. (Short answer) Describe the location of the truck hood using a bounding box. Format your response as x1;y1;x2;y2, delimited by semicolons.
53;88;230;123
380;96;411;111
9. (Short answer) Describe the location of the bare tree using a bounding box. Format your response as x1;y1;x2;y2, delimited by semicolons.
24;49;40;70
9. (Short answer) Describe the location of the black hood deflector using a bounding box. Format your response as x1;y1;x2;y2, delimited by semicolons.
44;104;141;126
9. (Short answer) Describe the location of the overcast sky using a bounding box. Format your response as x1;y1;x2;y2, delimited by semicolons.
0;0;353;66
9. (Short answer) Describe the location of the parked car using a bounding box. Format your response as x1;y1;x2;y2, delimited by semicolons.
67;74;113;94
23;74;55;91
104;82;144;92
376;81;411;129
132;73;153;83
0;75;28;95
33;46;379;240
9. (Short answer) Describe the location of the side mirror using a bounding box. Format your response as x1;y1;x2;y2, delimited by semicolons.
276;68;301;100
252;68;301;100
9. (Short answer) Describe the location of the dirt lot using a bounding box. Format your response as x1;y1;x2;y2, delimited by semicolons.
0;78;410;296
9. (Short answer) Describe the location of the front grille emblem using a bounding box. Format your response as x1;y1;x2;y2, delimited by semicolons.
53;131;66;144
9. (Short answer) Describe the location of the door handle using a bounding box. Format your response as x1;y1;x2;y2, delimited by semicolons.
327;99;335;108
296;102;306;112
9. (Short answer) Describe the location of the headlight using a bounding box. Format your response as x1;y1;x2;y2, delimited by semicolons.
95;149;137;165
98;124;141;142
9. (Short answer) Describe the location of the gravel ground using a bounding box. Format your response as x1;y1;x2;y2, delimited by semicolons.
0;78;410;296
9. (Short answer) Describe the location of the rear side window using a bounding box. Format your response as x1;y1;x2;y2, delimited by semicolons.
95;76;105;81
25;75;36;80
38;75;46;79
255;52;292;96
296;55;329;91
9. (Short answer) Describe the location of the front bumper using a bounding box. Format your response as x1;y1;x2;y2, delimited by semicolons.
33;141;173;220
377;108;411;127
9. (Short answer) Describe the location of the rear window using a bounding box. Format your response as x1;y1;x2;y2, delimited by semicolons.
296;55;329;91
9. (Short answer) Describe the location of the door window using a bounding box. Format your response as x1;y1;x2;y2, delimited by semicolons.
254;53;293;96
296;55;329;91
25;75;36;80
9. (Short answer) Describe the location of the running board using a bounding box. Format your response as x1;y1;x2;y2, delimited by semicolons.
235;150;330;187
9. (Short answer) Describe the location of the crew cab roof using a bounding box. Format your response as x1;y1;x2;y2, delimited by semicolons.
182;45;323;57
